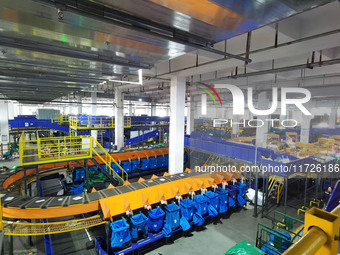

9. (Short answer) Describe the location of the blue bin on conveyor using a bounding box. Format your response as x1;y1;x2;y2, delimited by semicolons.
164;155;169;167
140;158;149;170
235;182;248;197
180;199;195;221
110;163;122;174
89;166;97;172
216;188;229;213
131;159;140;171
194;195;209;216
110;219;131;249
148;207;165;232
157;156;166;168
130;213;148;242
165;203;180;230
121;161;132;173
205;191;220;211
225;185;238;207
74;168;84;182
149;157;158;169
234;182;247;206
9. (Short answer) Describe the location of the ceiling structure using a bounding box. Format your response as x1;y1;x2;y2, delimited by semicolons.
0;0;334;103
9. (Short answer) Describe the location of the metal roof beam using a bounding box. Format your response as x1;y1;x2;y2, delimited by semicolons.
34;0;250;63
0;59;123;77
0;69;102;83
0;35;153;69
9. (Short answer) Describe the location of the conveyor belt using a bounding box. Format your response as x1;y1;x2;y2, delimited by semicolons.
0;148;237;220
2;215;105;236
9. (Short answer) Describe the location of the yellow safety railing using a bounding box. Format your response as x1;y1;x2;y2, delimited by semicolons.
19;133;127;183
277;178;285;204
268;175;278;191
51;114;69;124
19;132;93;166
92;139;128;183
317;138;334;155
2;215;105;236
69;116;131;130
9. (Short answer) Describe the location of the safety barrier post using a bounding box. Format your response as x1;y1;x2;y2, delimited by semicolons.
37;135;41;160
19;132;24;166
57;140;60;160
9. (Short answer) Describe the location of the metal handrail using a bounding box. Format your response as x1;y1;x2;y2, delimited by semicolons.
92;137;128;182
277;178;284;204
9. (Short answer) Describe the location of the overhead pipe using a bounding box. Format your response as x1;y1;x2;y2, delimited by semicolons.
153;28;340;77
212;57;340;81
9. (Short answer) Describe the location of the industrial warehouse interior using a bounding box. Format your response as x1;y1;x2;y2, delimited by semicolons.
0;0;340;254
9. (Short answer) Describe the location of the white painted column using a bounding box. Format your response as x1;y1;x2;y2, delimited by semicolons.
18;104;22;115
329;107;337;129
91;92;97;116
232;115;240;138
114;87;124;150
77;96;82;115
256;91;269;148
151;103;156;116
128;101;132;116
300;115;312;144
169;76;186;174
62;105;67;115
166;106;170;116
7;102;14;119
0;101;10;144
186;98;195;135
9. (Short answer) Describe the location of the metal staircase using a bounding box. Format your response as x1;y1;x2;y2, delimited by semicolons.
204;155;221;166
268;175;285;205
91;139;128;185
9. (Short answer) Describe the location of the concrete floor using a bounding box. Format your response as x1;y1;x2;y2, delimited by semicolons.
0;157;20;169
